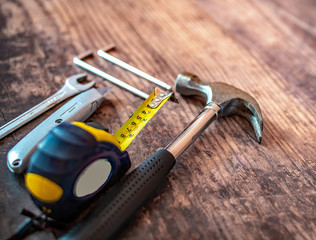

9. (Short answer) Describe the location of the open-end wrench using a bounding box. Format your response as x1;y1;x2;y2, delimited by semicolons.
0;73;95;140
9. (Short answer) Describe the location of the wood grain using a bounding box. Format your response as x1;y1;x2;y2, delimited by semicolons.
0;0;315;239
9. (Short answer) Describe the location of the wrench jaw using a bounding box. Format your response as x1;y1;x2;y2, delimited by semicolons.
75;73;88;82
66;73;95;92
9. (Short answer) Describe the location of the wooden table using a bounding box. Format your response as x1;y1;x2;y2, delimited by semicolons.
1;0;315;239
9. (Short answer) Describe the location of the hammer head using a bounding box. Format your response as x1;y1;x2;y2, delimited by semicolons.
175;72;263;143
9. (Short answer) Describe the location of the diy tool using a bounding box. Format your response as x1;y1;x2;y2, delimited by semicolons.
114;87;172;150
97;46;172;91
8;48;174;173
7;87;111;173
25;88;173;221
73;51;149;99
25;121;131;221
59;72;263;240
0;73;94;140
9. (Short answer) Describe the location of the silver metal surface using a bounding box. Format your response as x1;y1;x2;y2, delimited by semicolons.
97;49;172;91
7;87;111;173
0;73;94;140
73;56;149;99
175;72;263;143
165;103;220;158
175;72;213;105
148;88;173;109
166;71;263;159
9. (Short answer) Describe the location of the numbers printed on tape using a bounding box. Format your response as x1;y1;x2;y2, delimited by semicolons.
118;110;148;140
114;88;172;151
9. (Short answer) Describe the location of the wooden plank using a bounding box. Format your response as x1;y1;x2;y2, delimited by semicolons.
0;0;315;239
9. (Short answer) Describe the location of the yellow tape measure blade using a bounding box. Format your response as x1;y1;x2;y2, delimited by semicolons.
114;88;172;151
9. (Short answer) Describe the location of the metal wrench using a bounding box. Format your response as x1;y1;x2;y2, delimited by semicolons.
7;87;111;173
0;73;95;140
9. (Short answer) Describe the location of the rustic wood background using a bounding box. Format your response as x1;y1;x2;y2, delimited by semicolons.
0;0;315;239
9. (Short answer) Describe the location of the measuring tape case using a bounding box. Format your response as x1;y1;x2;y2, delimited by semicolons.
25;122;131;221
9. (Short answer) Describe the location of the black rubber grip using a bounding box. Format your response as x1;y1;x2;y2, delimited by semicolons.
59;149;175;240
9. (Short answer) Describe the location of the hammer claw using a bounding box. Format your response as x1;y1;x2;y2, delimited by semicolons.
171;72;263;157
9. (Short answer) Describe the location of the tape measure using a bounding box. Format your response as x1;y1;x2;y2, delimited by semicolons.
114;87;173;150
25;88;173;221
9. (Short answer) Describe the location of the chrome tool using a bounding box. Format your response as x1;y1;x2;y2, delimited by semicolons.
73;51;149;99
0;73;94;140
97;46;172;91
7;87;111;174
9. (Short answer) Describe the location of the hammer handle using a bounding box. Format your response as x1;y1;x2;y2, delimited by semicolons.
59;149;175;240
165;103;220;158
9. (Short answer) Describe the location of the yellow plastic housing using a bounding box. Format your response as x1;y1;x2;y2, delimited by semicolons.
72;122;121;150
25;173;63;202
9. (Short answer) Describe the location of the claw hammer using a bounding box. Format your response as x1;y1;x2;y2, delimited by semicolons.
60;72;263;240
